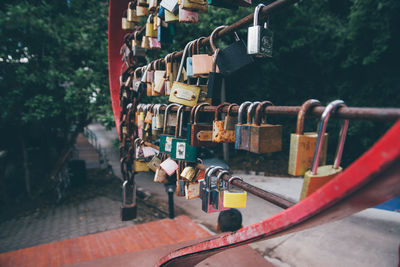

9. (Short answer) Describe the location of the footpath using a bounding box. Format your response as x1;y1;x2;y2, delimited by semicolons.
88;122;400;267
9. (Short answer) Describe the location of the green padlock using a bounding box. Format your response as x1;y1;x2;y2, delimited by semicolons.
160;103;181;154
171;105;197;162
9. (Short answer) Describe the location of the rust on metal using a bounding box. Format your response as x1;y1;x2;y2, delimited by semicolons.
152;104;400;122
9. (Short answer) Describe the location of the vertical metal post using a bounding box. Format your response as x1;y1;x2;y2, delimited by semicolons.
221;79;229;162
165;183;175;219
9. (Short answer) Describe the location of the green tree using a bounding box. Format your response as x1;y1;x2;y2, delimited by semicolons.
0;0;110;200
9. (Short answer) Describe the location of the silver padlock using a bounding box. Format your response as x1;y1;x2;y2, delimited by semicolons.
212;170;230;211
247;4;273;57
201;166;223;213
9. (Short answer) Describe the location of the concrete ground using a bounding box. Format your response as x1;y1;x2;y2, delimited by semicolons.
88;123;400;267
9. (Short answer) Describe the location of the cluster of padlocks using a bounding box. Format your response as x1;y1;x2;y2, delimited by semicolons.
117;3;349;220
118;98;349;220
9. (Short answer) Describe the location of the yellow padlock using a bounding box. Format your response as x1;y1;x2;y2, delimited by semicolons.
145;15;157;38
223;176;247;209
288;99;328;176
300;100;349;200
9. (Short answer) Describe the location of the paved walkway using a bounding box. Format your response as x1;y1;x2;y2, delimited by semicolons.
0;134;167;254
87;123;400;267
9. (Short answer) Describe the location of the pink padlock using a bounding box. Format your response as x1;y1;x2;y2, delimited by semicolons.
178;6;198;24
150;37;162;49
160;157;179;176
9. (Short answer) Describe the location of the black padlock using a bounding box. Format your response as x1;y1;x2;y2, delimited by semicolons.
120;181;137;221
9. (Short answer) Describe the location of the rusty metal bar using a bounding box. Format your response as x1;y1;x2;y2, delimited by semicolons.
140;104;400;122
144;140;295;209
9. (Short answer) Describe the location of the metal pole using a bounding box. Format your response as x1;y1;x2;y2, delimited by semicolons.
153;105;400;122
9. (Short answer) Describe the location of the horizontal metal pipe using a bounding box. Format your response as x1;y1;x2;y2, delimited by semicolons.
195;163;295;209
141;104;400;122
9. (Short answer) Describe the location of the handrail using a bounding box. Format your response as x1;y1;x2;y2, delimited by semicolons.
138;103;400;122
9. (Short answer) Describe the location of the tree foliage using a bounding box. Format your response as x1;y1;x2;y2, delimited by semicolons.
0;0;109;199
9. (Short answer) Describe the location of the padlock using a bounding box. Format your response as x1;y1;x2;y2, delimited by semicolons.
171;105;197;162
223;176;247;208
120;181;137;221
157;20;169;43
145;15;157;37
132;32;146;57
134;139;150;172
160;157;179;176
127;1;141;22
288;99;328;176
176;161;186;197
212;103;236;143
199;165;214;200
186;40;194;77
169;41;201;107
250;101;282;153
185;181;200;199
141;35;150;49
178;5;199;23
192;38;213;76
154;60;166;94
122;16;135;30
156;104;166;129
225;103;238;130
201;166;223;213
149;37;162;50
151;104;161;139
164;9;179;22
148;0;158;11
180;0;208;13
154;154;168;183
212;170;230;211
136;4;149;17
160;0;179;14
181;166;196;181
206;48;222;105
247;4;273;57
160;103;181;153
190;103;217;147
148;153;162;172
239;101;259;151
210;25;254;76
300;100;349;200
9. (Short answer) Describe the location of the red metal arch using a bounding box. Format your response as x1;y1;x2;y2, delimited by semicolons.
157;121;400;266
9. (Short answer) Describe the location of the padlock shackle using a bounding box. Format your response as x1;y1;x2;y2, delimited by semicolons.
193;102;210;124
238;101;252;124
214;102;230;121
211;48;220;73
228;176;243;191
210;25;240;52
247;101;260;124
216;170;229;191
296;99;321;135
253;3;266;27
163;103;181;134
254;101;273;126
190;104;199;124
140;64;150;83
311;100;349;174
176;40;195;82
227;103;238;118
175;105;185;138
206;166;223;191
